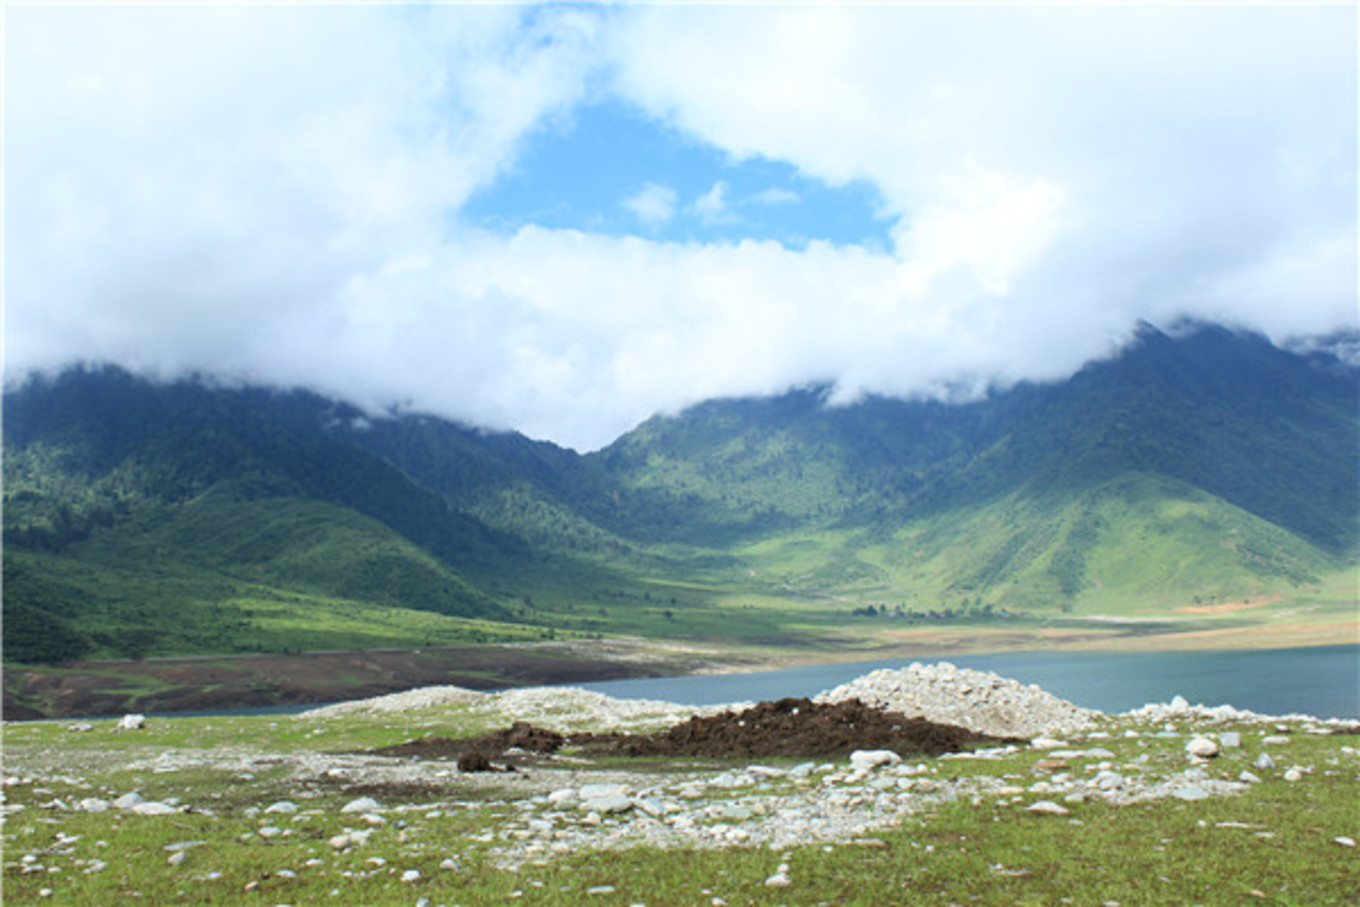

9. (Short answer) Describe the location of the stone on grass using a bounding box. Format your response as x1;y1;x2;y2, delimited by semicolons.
1284;768;1304;782
634;797;667;817
578;783;627;800
132;801;178;816
341;797;383;814
1173;785;1210;801
1186;737;1220;759
1333;837;1356;847
115;714;146;731
1025;800;1071;816
850;750;902;772
264;801;298;814
582;794;634;815
1254;753;1276;770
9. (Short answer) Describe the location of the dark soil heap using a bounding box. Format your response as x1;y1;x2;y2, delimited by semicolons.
372;698;1012;769
584;697;1011;759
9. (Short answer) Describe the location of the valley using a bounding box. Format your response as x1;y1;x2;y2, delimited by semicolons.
3;323;1357;719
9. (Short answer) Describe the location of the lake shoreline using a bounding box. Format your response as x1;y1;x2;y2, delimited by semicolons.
5;621;1356;721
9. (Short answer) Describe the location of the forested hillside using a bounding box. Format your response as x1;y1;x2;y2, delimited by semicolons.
4;324;1356;663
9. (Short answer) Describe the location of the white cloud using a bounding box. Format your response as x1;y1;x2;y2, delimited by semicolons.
692;181;731;222
6;5;1355;452
622;182;679;226
7;4;601;376
752;187;800;205
610;5;1357;337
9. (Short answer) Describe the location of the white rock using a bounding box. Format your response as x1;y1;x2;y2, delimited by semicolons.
112;793;145;810
1025;800;1071;816
634;797;667;817
850;750;902;771
578;783;627;800
78;798;110;813
581;794;634;815
115;714;146;731
1254;753;1276;770
765;872;792;887
341;797;383;814
263;801;298;814
1186;737;1220;759
167;851;187;866
1334;836;1356;847
401;870;421;882
1284;768;1304;782
131;801;178;816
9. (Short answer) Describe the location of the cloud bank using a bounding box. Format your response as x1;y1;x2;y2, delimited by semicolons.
7;5;1356;450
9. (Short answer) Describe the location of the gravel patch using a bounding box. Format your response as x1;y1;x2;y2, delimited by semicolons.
815;661;1096;738
303;685;487;717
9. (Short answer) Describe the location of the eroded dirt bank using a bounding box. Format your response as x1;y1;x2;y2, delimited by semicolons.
2;641;700;720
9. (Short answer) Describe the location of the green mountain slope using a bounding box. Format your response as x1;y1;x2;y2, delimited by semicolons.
742;472;1337;613
4;324;1355;663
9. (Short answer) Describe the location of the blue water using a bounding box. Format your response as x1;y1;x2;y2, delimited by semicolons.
109;644;1358;721
574;645;1360;720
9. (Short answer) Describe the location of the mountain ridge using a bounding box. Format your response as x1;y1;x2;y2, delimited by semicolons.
4;323;1356;663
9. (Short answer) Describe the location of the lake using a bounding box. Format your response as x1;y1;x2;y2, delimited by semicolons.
575;645;1360;720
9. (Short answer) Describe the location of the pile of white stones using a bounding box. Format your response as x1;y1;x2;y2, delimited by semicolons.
815;662;1096;739
465;687;742;734
1122;694;1360;729
305;686;487;717
302;661;1096;739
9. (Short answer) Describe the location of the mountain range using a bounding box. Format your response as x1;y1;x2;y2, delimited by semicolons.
4;323;1356;664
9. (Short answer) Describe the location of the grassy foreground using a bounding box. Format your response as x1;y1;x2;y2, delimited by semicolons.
3;700;1358;905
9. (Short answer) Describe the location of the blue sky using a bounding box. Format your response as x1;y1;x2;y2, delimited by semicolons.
7;4;1356;449
464;101;892;249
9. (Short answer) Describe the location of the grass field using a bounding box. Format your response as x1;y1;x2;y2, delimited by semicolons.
4;694;1357;905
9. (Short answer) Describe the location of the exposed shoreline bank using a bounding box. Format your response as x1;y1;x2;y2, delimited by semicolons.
5;617;1355;721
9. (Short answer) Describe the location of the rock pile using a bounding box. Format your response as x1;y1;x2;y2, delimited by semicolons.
1122;694;1358;728
815;662;1096;738
304;685;486;717
465;687;737;733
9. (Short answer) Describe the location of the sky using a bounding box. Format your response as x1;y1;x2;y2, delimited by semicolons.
6;3;1357;451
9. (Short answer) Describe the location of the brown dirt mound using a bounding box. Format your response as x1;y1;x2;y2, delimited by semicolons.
580;697;1012;759
374;721;566;761
373;698;1012;766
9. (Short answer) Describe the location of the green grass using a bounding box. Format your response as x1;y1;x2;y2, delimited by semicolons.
4;707;1358;905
